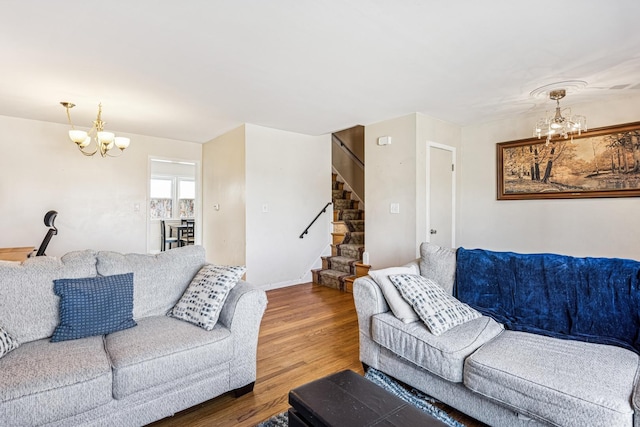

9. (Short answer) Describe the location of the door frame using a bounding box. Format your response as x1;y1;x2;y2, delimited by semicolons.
147;156;202;254
426;142;456;247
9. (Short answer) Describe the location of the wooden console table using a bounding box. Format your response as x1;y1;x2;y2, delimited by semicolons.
0;246;34;262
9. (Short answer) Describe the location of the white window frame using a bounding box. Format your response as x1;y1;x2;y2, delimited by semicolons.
150;175;195;221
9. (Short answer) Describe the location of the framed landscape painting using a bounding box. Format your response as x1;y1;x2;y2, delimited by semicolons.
497;121;640;200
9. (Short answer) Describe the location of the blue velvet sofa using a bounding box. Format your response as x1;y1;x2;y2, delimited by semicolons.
354;242;640;427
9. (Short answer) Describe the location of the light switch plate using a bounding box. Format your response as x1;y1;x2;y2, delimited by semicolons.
390;203;400;214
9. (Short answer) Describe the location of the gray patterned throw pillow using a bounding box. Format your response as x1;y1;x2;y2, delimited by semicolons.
0;325;19;359
169;264;246;330
389;274;481;336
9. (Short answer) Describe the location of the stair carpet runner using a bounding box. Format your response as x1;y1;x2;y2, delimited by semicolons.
312;176;365;291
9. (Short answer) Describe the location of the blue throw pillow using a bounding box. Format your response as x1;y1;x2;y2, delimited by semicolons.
51;273;137;342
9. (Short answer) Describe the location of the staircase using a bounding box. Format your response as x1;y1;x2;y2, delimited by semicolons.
312;173;370;292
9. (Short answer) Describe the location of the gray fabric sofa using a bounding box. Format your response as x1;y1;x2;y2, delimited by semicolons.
353;242;640;427
0;245;267;427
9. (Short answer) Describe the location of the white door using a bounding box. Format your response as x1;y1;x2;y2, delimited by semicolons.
428;143;456;248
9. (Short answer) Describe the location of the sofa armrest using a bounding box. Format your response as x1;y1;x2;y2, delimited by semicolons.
218;280;268;389
353;276;390;370
403;259;420;271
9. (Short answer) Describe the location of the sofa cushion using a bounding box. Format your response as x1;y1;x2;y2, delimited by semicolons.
465;331;637;426
419;242;457;295
0;250;97;344
0;336;112;426
390;274;481;336
372;312;503;382
0;325;19;359
51;273;137;342
169;264;246;330
368;265;420;323
96;245;206;319
106;315;233;399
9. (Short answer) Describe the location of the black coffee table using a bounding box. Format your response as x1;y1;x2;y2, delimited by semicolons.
288;369;449;427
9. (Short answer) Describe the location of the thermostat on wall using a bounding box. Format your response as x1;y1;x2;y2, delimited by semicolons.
377;136;392;146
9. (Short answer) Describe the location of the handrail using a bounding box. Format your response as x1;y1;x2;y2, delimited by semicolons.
332;134;364;169
300;202;332;238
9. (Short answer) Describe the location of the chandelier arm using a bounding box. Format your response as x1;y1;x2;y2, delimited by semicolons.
105;148;124;158
78;145;98;156
87;122;98;138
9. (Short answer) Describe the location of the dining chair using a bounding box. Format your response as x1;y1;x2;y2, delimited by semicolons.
179;221;195;246
161;220;178;251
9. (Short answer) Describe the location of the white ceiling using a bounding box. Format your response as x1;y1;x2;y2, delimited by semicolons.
1;0;639;143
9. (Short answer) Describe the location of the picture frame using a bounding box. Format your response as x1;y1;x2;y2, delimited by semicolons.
497;121;640;200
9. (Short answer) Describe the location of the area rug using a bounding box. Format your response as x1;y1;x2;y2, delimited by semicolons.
255;368;465;427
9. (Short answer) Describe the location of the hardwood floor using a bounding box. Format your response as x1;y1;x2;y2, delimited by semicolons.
148;283;484;427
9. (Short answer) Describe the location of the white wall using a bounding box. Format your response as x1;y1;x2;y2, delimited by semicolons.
0;115;201;257
245;124;331;288
365;114;418;268
202;124;331;288
458;93;640;260
202;125;247;266
364;113;461;269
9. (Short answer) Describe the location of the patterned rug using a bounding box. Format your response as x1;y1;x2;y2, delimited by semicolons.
255;368;465;427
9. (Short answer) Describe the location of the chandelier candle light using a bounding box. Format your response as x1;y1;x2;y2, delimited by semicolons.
61;102;130;157
533;89;586;145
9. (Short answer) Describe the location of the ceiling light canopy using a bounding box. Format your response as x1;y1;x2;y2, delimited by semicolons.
61;102;130;157
533;89;586;144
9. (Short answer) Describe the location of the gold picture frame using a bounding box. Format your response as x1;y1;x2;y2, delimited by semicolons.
497;121;640;200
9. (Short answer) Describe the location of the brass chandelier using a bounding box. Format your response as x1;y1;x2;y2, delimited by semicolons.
61;102;130;157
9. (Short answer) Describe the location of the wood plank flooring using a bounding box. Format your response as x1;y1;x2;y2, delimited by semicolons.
148;283;484;427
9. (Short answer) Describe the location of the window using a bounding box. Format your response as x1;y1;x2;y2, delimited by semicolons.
178;179;195;218
150;178;173;219
149;159;196;222
149;177;195;220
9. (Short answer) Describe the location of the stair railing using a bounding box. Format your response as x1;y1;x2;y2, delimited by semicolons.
332;134;364;170
300;202;332;238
